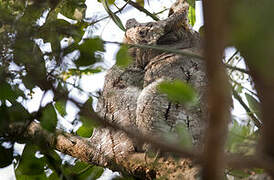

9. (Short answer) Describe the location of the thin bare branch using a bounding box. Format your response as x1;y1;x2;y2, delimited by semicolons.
122;0;159;21
104;40;203;60
232;89;262;128
225;64;250;74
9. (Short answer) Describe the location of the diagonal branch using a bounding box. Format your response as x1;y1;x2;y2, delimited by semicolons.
123;0;159;21
232;89;262;128
7;122;154;179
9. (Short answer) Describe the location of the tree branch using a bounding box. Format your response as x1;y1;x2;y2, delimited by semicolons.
7;121;201;179
6;120;272;179
232;89;262;128
225;64;250;74
104;40;204;60
202;0;230;179
122;0;159;21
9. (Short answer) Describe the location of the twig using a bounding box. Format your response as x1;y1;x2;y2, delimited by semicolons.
225;64;250;74
87;1;129;25
226;50;239;64
104;40;252;75
123;0;159;21
229;76;258;97
104;40;203;60
5;108;272;172
154;8;169;16
232;89;262;128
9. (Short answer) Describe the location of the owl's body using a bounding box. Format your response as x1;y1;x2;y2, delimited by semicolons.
90;0;206;163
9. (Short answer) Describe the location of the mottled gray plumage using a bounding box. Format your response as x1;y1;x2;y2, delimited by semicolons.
90;0;206;163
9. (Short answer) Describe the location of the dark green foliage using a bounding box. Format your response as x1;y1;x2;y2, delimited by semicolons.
0;144;13;168
0;104;10;133
57;0;86;19
0;102;31;133
16;144;46;176
7;102;31;123
226;120;256;154
40;104;58;132
55;100;67;117
77;116;96;138
0;82;17;101
63;161;104;180
76;37;105;67
77;98;98;138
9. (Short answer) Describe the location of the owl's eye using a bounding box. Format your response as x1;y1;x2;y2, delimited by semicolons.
139;30;147;38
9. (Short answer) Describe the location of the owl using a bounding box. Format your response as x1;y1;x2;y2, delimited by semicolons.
91;0;206;164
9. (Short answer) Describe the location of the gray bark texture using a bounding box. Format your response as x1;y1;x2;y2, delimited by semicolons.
90;0;207;165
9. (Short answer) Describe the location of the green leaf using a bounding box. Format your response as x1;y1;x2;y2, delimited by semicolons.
245;93;261;118
16;174;48;180
61;68;102;80
102;0;125;31
43;149;63;176
226;120;255;154
22;74;36;91
79;37;104;53
0;145;13;168
157;80;198;105
13;38;36;64
40;104;57;132
0;104;9;132
58;0;87;19
229;169;250;178
55;100;67;117
76;37;104;67
39;19;83;45
9;102;30;123
19;2;48;26
0;82;17;101
77;97;98;137
78;165;104;180
16;144;46;176
77;116;97;138
188;5;196;27
48;172;59;180
63;161;103;179
116;45;132;68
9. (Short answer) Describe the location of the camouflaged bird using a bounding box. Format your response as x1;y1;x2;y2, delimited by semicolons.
90;0;206;164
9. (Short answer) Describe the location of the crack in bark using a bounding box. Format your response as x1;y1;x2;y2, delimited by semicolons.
164;102;172;121
186;116;190;128
180;66;191;82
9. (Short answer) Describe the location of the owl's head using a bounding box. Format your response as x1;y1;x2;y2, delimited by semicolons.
125;19;165;45
125;0;190;45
